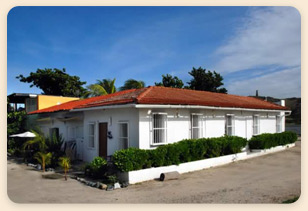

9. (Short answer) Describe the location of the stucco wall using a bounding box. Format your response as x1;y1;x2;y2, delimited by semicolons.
139;108;283;150
83;108;139;162
32;106;285;162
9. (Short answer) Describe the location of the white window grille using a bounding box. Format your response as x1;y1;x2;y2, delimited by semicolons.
276;115;282;133
191;114;202;139
88;123;95;148
225;114;235;136
252;115;260;135
152;113;167;145
119;122;129;149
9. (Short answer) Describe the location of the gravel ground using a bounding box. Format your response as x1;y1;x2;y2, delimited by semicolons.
7;142;301;203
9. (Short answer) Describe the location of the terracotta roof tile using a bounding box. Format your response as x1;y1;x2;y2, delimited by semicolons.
29;86;288;114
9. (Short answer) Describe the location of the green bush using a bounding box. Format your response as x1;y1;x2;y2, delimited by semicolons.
85;156;108;179
248;131;297;150
113;136;247;172
113;148;148;172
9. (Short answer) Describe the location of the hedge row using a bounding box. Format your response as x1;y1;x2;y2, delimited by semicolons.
113;136;247;172
248;131;297;150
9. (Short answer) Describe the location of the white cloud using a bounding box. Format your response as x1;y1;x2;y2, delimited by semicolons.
226;67;301;98
215;7;301;73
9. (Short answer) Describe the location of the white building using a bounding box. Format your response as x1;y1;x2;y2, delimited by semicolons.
29;86;290;162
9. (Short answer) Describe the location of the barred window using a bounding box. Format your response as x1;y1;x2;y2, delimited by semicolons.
119;122;129;149
225;114;235;136
152;113;167;145
191;114;202;139
252;115;260;135
88;123;95;148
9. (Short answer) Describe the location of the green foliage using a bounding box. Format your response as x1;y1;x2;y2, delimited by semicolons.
34;152;52;172
23;130;47;152
107;175;118;184
113;136;247;172
85;78;116;97
46;133;65;167
187;67;227;93
113;148;149;172
85;157;108;179
248;131;297;149
16;68;87;97
120;79;145;91
155;74;184;88
59;156;71;170
59;156;71;180
7;110;27;139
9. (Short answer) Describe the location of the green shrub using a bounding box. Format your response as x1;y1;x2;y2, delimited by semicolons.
205;138;223;158
164;143;181;166
249;131;297;150
113;148;148;172
148;146;167;167
85;156;108;179
113;135;247;172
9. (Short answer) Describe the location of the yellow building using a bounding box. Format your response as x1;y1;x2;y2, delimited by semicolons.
8;93;79;113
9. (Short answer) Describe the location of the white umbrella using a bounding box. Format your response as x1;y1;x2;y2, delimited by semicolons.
9;131;36;138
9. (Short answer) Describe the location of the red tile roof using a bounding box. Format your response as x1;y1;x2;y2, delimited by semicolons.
29;86;288;114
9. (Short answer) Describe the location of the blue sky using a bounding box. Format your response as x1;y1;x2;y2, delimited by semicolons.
7;6;301;98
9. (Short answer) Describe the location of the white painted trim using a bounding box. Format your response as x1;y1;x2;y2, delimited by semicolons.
70;103;290;113
135;104;290;112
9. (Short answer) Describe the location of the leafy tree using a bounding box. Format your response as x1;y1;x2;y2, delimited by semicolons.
34;152;52;172
187;67;227;93
59;157;71;180
85;78;116;97
120;79;145;91
155;74;184;88
7;110;26;138
16;68;87;97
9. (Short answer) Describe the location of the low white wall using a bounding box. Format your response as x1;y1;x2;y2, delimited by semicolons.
118;143;295;184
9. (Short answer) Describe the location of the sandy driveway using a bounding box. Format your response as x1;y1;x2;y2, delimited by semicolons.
7;142;301;203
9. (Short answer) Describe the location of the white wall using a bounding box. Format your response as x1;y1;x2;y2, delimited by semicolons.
33;106;284;161
83;108;139;162
138;108;282;150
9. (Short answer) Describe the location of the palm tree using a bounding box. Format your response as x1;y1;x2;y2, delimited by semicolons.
85;78;116;97
59;157;71;180
23;130;47;152
96;78;116;94
34;152;52;172
119;79;145;91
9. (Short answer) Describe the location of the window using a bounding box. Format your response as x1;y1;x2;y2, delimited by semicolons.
252;115;260;135
225;114;234;136
276;115;282;133
191;114;202;139
119;122;129;149
88;123;95;148
25;98;37;113
152;113;167;145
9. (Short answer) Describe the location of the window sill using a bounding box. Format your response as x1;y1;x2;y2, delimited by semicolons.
150;142;167;147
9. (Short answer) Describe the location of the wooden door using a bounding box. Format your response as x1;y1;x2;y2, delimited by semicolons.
99;123;108;158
